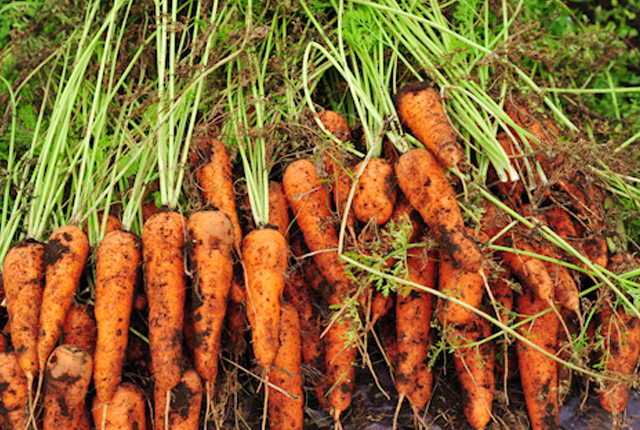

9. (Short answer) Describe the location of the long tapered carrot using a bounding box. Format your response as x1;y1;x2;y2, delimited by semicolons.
187;210;234;390
515;288;559;430
2;240;44;387
92;382;146;430
396;248;436;414
269;302;304;430
142;210;187;392
154;369;203;430
94;230;141;403
62;301;97;356
0;350;28;430
395;148;483;273
242;227;288;370
38;225;90;372
352;158;397;225
394;82;465;168
42;345;93;430
194;137;242;251
449;315;495;429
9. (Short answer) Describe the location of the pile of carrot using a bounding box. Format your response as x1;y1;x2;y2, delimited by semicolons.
0;84;638;430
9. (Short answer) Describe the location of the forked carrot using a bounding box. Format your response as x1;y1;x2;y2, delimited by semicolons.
0;350;28;430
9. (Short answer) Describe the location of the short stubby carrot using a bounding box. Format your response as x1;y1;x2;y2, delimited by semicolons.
0;350;28;430
515;288;559;430
92;382;146;430
449;315;495;429
142;210;187;392
38;225;90;372
62;301;97;356
395;148;483;273
94;230;141;403
187;210;234;387
194;137;242;251
598;299;640;414
394;81;465;168
2;240;44;386
269;302;304;430
242;227;288;370
43;345;93;430
154;369;203;430
352;158;397;225
396;248;436;413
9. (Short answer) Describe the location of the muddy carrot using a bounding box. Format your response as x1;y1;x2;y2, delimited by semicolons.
0;350;28;430
62;301;97;356
94;230;141;403
352;158;397;225
92;382;146;430
268;181;290;241
154;369;202;430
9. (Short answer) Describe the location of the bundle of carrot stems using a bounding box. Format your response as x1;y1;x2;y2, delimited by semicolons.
1;1;639;430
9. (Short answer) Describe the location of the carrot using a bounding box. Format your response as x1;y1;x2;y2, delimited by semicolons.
598;298;640;414
491;264;514;326
85;212;122;237
142;211;187;392
438;229;488;325
269;302;304;430
92;382;146;430
268;181;290;241
394;82;465;168
194;137;242;251
0;350;28;430
2;240;44;387
324;318;357;421
396;248;436;414
449;314;495;429
395;148;483;273
242;227;288;370
515;288;559;430
142;200;159;223
318;110;351;146
186;210;234;394
377;311;398;368
94;230;141;403
225;301;248;358
42;345;93;430
62;301;97;356
352;158;397;225
154;369;203;430
390;193;422;242
38;225;90;372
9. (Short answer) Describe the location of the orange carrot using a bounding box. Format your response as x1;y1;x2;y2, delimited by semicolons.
42;345;93;430
318;110;351;147
38;226;90;372
598;298;640;414
62;301;97;356
324;319;357;421
0;350;28;430
225;301;248;358
142;211;187;392
187;210;234;392
352;158;397;225
395;148;483;273
85;212;122;237
92;382;146;430
242;227;288;370
268;181;290;241
396;248;436;413
154;369;203;430
269;302;304;430
2;240;44;387
449;314;495;429
194;137;242;251
94;230;141;403
390;193;422;242
491;264;514;326
515;288;559;430
394;82;465;168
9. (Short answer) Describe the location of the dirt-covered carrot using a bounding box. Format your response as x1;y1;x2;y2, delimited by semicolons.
225;301;248;358
515;288;559;430
154;369;203;430
449;314;495;429
396;248;436;414
85;212;122;237
92;382;146;430
324;319;357;422
394;82;465;168
242;227;288;370
0;350;28;430
390;193;422;242
187;210;234;394
194;137;242;251
94;229;141;403
269;302;304;430
395;148;483;273
491;264;514;326
2;240;44;387
62;301;97;356
38;225;90;372
598;298;640;414
142;210;187;392
268;181;290;241
42;345;93;430
352;158;397;225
